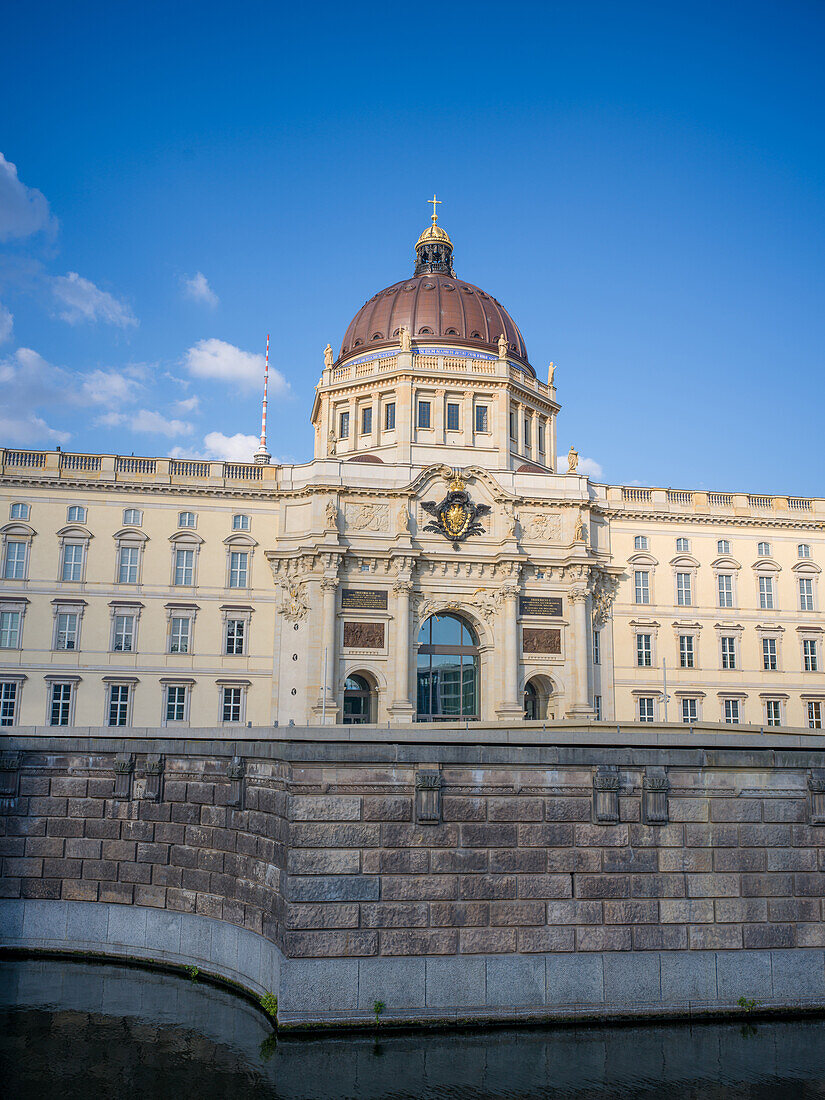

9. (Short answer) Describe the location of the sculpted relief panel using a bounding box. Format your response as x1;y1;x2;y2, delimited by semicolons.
523;627;562;654
345;503;390;532
343;621;385;649
521;511;562;542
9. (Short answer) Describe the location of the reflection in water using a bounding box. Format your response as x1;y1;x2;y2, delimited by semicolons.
3;959;825;1098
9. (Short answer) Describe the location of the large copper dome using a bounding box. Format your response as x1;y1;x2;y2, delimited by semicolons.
337;212;532;374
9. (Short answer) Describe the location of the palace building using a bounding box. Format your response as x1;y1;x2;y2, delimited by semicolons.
1;209;824;733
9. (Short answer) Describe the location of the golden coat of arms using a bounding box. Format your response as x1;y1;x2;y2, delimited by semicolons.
421;476;491;546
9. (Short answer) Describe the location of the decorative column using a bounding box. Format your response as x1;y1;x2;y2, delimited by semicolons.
566;584;595;719
318;575;339;723
495;580;524;721
389;577;416;724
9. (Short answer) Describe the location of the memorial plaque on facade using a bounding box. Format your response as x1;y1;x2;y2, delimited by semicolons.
343;621;385;649
341;588;388;611
519;595;563;618
523;627;561;654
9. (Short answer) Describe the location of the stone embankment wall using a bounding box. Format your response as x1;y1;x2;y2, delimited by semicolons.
3;726;825;1027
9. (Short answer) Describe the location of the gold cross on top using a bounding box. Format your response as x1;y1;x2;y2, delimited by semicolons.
428;194;442;222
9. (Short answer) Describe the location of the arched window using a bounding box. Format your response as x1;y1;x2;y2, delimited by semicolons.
523;675;555;721
343;673;374;724
416;613;479;721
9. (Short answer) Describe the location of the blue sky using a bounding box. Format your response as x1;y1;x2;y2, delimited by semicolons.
1;0;823;493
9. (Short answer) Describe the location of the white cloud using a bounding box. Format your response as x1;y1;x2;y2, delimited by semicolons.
100;408;193;437
0;414;69;446
81;369;143;406
202;431;259;462
558;454;603;479
183;338;288;393
182;272;218;308
51;271;137;327
0;153;54;241
174;395;200;413
0;302;12;344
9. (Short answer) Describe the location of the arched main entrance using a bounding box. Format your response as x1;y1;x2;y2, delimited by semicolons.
343;673;375;724
523;675;555;720
416;613;479;721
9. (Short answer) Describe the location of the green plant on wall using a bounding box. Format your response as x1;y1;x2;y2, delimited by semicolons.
737;996;759;1012
260;992;278;1021
185;965;199;982
373;999;386;1027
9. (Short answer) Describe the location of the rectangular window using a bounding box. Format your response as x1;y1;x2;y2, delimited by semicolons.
361;406;372;435
55;613;78;651
634;536;648;550
724;699;740;724
113;614;135;652
123;509;142;526
417;401;431;429
169;617;191;654
523;418;531;448
225;619;246;655
222;686;243;723
509;411;517;440
446;403;460;431
384;402;395;431
804;639;818;672
232;514;250;531
717;574;733;608
0;681;18;726
229;551;249;588
174;549;194;586
67;506;86;523
681;698;698;723
676;572;692;606
808;701;822;730
538;424;545;453
717;540;730;555
679;635;695;669
474;405;488;433
638;697;655;722
593;695;602;720
107;684;130;727
118;546;139;584
3;541;26;579
758;541;771;557
799;544;811;559
592;630;601;665
676;538;690;553
62;543;84;582
759;575;774;610
636;634;652;667
763;637;777;670
766;699;782;727
0;611;21;649
339;410;350;438
10;503;29;520
721;636;736;669
49;683;72;726
165;685;187;722
800;578;814;611
634;571;650;604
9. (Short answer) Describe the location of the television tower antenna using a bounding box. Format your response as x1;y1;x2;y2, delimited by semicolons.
254;333;271;465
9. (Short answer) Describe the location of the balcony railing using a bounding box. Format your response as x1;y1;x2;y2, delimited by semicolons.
0;449;277;488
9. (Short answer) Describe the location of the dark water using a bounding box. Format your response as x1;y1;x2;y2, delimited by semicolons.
3;959;825;1098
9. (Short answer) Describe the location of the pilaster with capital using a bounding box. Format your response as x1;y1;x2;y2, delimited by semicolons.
316;573;340;722
495;574;524;721
389;574;416;723
566;583;595;718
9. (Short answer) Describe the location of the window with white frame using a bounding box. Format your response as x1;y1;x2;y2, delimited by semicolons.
339;410;350;438
61;543;84;582
178;512;196;529
676;538;690;553
763;637;778;670
67;506;86;523
49;682;73;726
0;611;22;649
169;616;191;654
803;639;819;672
679;634;695;668
717;539;731;555
474;404;488;433
446;403;460;432
723;699;740;724
634;536;649;550
681;698;698;723
165;684;188;723
593;695;602;720
123;509;142;527
0;681;20;725
55;612;79;651
634;571;650;604
418;400;431;429
758;575;774;610
800;577;815;611
676;572;692;606
758;541;771;557
385;402;396;431
112;613;136;653
638;697;655;722
3;540;27;580
229;551;249;588
107;684;131;726
721;636;737;669
765;699;782;727
117;545;140;584
10;503;30;520
636;634;653;667
232;514;250;532
717;574;733;608
174;548;195;586
592;629;600;665
361;406;373;435
799;544;811;559
221;685;244;723
225;619;246;655
808;701;823;730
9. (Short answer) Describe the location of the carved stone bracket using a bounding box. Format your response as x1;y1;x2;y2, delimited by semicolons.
592;765;620;824
0;752;21;804
113;753;135;800
143;754;164;802
227;756;245;808
415;770;443;825
809;770;825;825
643;767;669;825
